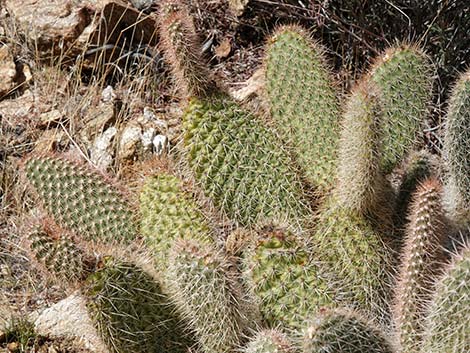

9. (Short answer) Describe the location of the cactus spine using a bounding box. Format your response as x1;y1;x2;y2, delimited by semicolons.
24;157;137;244
243;225;334;330
443;69;470;225
303;308;395;353
139;174;213;271
421;244;470;353
158;1;310;230
369;44;433;173
84;257;193;353
393;179;447;352
243;329;293;353
264;25;340;195
167;239;252;353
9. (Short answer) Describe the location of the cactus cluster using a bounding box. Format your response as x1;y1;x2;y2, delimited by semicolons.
17;2;470;353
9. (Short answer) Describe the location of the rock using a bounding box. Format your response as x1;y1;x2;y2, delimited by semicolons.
141;127;156;150
214;38;232;59
34;293;108;353
101;85;116;103
39;109;63;127
129;0;156;10
4;0;92;55
229;0;250;16
0;45;17;97
0;89;35;119
80;102;116;141
143;106;157;121
89;126;117;170
231;68;264;101
153;134;168;155
118;124;141;160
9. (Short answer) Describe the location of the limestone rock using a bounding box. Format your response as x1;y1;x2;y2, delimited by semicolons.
0;45;17;97
34;293;108;353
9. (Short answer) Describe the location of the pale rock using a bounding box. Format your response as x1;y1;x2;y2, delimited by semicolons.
34;293;108;353
0;45;17;97
143;106;157;121
4;0;91;54
0;89;35;119
141;127;156;150
153;134;168;155
231;68;264;101
101;85;116;103
229;0;250;16
89;126;117;170
118;125;142;160
39;109;63;127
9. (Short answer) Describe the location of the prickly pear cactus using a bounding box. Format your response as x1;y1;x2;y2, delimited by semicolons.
28;227;92;281
335;82;390;217
264;25;340;195
157;0;213;97
313;201;394;322
182;96;310;229
84;257;193;353
303;308;395;353
369;44;433;173
140;174;213;271
394;150;435;227
157;0;310;230
421;244;470;353
168;239;252;353
393;179;447;352
24;157;137;244
443;69;470;225
243;329;293;353
243;225;334;330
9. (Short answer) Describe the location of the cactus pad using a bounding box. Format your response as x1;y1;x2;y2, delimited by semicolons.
84;257;193;353
140;174;213;271
303;308;395;353
168;239;251;353
243;226;334;330
183;96;310;229
24;157;137;244
264;25;340;194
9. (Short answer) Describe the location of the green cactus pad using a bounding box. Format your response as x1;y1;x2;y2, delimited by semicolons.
243;226;334;330
313;201;394;322
183;96;310;229
443;69;470;224
243;329;293;353
28;227;92;281
303;308;395;353
84;257;193;353
336;82;391;217
168;239;251;353
422;245;470;353
24;157;137;244
139;174;213;271
369;44;433;173
393;179;446;352
264;25;340;195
